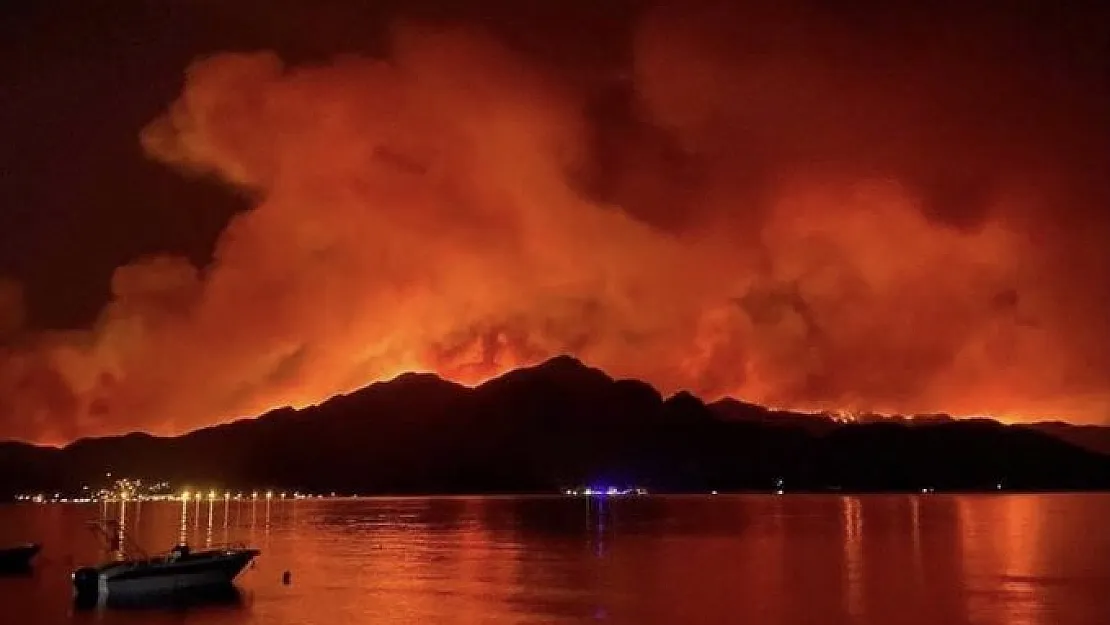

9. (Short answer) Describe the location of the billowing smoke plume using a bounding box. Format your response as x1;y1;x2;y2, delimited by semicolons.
0;278;24;339
3;3;1110;443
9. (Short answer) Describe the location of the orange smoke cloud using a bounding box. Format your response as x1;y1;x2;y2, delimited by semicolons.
2;5;1109;443
0;278;24;338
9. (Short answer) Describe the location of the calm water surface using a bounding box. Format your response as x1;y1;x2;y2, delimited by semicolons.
1;494;1109;624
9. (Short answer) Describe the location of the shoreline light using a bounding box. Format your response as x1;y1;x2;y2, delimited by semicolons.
12;479;360;504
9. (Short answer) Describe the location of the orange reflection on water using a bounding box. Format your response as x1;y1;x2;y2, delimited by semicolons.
841;495;864;620
4;494;1110;625
956;494;1057;625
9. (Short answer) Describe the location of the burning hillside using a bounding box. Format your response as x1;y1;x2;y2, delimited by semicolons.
2;3;1109;443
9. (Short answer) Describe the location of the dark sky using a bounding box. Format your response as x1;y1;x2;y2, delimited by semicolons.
0;0;646;329
1;0;1110;442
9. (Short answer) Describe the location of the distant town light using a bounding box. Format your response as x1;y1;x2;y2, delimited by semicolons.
563;486;647;497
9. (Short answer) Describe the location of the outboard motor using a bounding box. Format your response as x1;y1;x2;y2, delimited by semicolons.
71;567;101;608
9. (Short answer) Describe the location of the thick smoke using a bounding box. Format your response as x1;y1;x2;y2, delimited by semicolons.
0;278;24;339
2;4;1109;443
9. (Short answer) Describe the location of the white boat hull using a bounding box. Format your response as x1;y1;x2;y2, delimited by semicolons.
74;548;259;607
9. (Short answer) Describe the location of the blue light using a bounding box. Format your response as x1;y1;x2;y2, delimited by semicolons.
564;485;647;497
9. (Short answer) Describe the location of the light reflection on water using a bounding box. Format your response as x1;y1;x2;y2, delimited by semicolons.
1;494;1108;624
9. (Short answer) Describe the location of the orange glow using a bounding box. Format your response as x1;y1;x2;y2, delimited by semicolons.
2;10;1109;445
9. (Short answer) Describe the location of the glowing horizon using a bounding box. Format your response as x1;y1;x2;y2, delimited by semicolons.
3;6;1109;444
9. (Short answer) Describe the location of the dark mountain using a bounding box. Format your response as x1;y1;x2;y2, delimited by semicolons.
1027;422;1110;456
2;356;1110;497
707;398;838;434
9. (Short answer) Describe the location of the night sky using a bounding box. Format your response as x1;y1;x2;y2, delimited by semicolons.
1;0;1109;443
1;0;643;329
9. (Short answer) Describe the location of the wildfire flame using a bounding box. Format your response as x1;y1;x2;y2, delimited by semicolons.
2;6;1109;443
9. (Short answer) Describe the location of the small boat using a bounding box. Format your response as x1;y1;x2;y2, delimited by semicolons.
0;543;41;572
72;544;260;604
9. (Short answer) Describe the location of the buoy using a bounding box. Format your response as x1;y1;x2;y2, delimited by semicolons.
282;570;292;585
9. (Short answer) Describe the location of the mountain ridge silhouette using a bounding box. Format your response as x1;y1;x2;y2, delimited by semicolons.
2;356;1109;496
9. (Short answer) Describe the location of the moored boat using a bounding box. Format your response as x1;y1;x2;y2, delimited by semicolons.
0;543;41;572
72;544;260;605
